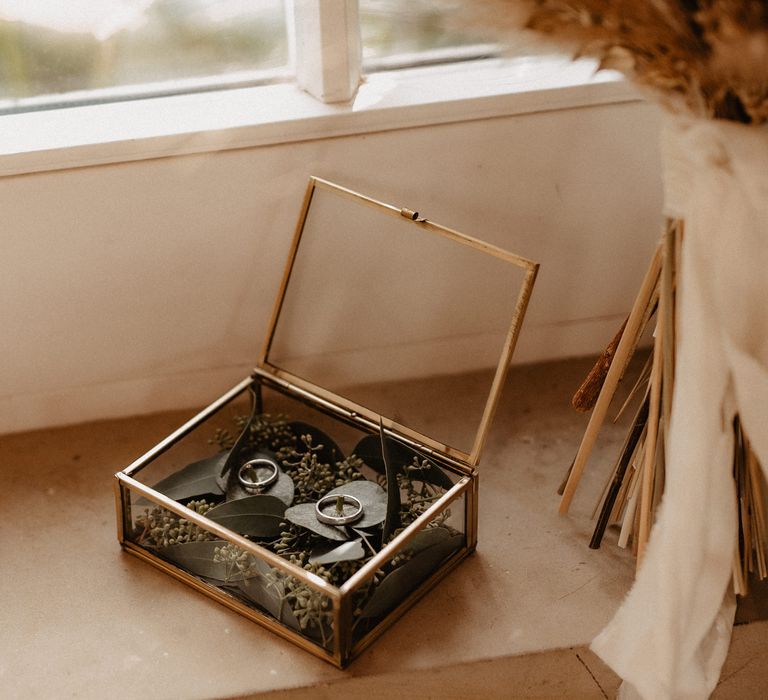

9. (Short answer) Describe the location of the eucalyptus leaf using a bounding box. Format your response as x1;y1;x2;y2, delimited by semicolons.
353;435;454;490
289;421;345;464
325;480;386;505
152;452;227;502
157;540;243;582
215;457;231;492
283;503;348;541
408;526;451;554
353;435;387;472
309;539;365;565
380;422;401;541
205;495;287;538
238;575;301;630
352;527;382;554
352;502;387;528
226;465;295;507
404;457;457;491
359;532;465;619
219;388;260;480
324;481;387;527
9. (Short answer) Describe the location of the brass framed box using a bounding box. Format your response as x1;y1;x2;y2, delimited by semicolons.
114;177;538;667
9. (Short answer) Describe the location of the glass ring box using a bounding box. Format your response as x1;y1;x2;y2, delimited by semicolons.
114;177;538;667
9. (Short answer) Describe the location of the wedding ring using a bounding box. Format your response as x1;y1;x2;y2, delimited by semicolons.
237;458;279;492
315;494;364;526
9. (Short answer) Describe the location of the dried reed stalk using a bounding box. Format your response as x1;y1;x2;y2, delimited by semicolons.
618;457;643;549
613;353;652;423
559;242;662;513
660;222;678;433
733;422;768;593
748;448;768;579
572;318;627;412
590;392;649;549
563;219;767;592
637;274;667;565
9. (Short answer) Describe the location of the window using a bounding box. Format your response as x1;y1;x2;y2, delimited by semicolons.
360;0;498;71
0;1;290;113
0;0;499;114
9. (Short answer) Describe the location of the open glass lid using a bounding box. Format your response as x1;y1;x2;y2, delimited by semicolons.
260;177;538;467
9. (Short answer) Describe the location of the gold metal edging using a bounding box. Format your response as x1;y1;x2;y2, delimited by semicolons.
253;367;474;477
117;472;340;601
310;176;400;216
122;541;342;668
259;177;317;367
257;175;539;472
337;592;354;665
122;375;254;478
469;263;539;465
339;475;472;595
331;590;342;663
466;472;479;551
310;176;538;270
118;467;472;668
349;545;472;660
114;476;126;544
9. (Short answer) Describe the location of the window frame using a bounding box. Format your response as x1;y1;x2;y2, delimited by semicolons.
0;1;642;178
0;0;502;115
0;55;639;178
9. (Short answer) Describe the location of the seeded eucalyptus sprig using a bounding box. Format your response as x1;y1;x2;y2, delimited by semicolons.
135;499;217;548
211;414;295;453
401;459;450;527
274;522;372;587
273;522;315;566
374;456;450;531
212;542;262;582
281;435;365;505
264;565;335;645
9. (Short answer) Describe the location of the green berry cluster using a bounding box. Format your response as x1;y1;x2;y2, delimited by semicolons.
211;413;295;453
281;436;364;505
282;566;333;641
388;548;414;569
274;523;368;587
135;499;216;548
273;523;313;564
397;458;448;528
212;542;260;581
335;454;367;486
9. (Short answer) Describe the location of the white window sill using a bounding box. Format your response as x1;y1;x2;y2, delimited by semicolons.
0;55;640;177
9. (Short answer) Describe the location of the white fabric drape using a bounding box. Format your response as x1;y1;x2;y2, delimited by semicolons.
591;116;768;699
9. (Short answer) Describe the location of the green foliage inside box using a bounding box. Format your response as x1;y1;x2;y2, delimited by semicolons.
130;393;465;648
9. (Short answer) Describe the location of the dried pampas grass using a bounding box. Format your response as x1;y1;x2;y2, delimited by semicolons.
461;0;768;123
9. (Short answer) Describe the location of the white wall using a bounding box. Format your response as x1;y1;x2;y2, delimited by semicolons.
0;98;663;435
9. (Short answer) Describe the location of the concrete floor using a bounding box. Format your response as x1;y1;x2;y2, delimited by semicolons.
1;356;766;699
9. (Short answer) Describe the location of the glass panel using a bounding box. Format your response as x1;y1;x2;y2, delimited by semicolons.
350;491;467;647
127;488;336;650
360;0;498;69
121;378;466;658
0;1;288;108
267;182;531;457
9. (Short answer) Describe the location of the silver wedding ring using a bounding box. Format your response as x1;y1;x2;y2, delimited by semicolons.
315;494;364;526
238;458;279;492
